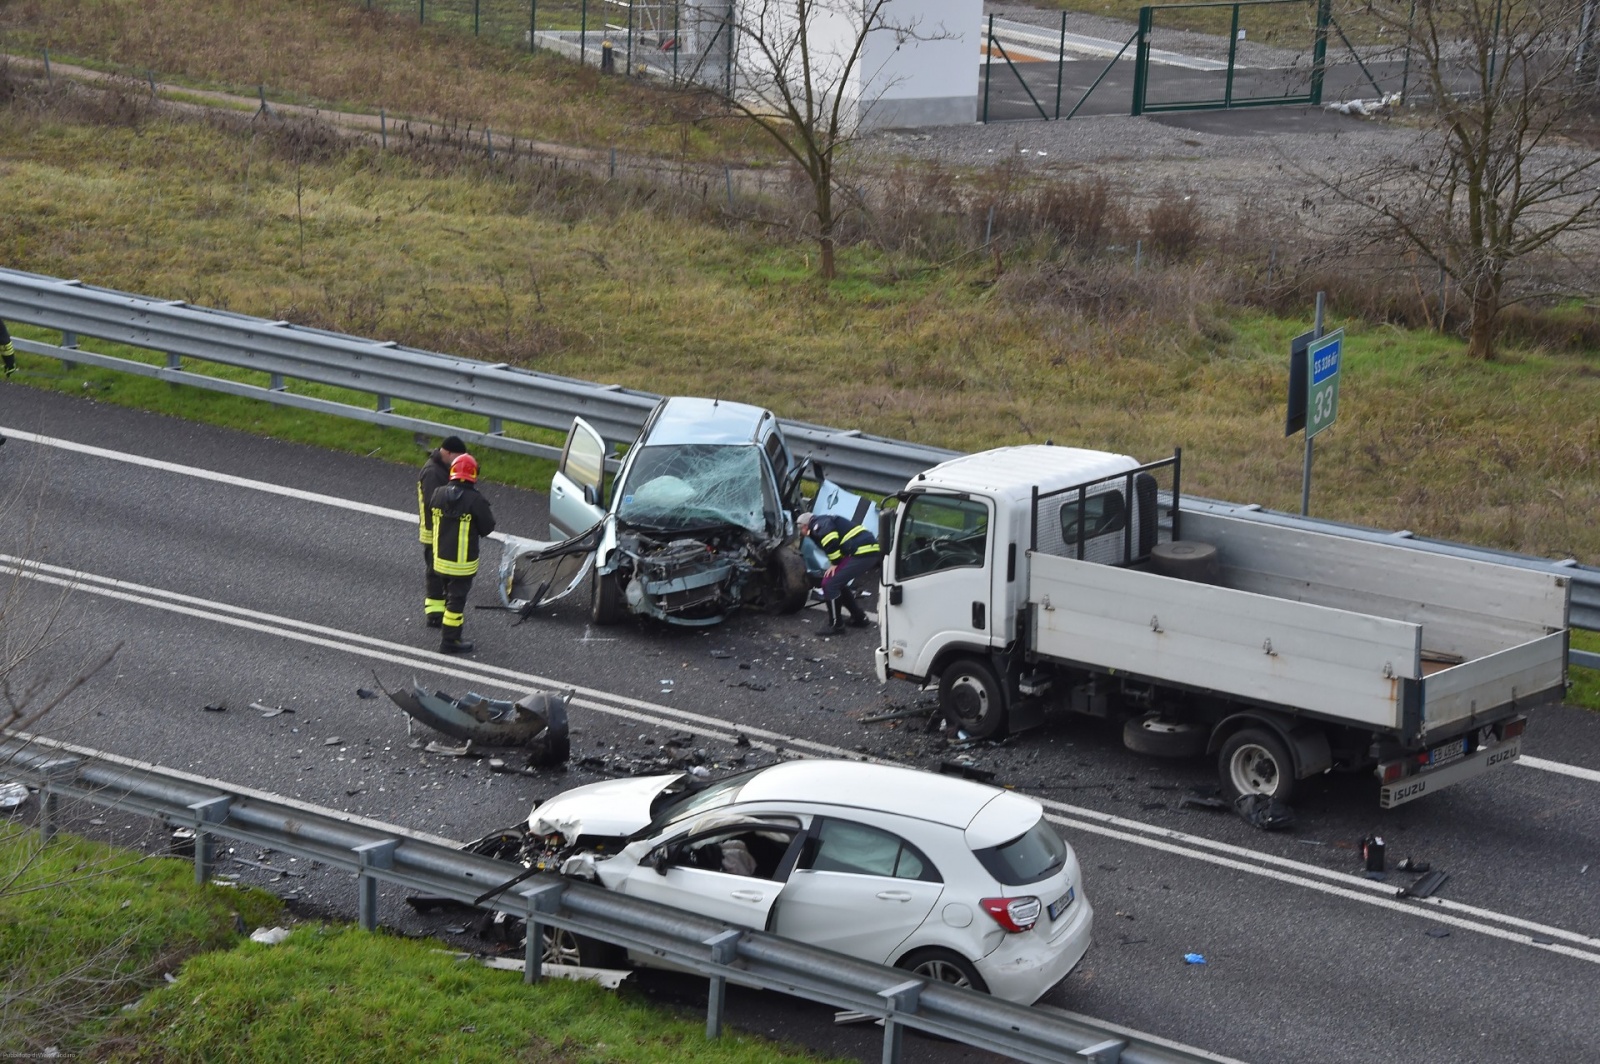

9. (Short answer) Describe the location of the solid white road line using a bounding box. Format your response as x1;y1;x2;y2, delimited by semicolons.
9;552;1600;966
7;425;1592;783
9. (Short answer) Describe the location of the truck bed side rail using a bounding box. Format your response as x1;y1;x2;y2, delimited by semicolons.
1031;449;1182;565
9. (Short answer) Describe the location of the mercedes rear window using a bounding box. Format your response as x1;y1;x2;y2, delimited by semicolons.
972;818;1067;886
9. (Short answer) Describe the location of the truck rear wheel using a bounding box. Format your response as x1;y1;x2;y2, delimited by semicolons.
1219;728;1296;802
938;659;1006;740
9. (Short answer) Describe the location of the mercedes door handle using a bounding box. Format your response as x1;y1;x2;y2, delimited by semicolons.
875;890;913;902
730;889;766;903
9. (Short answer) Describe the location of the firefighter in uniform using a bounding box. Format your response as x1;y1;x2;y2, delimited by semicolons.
796;511;880;635
1;318;15;376
430;453;496;654
417;435;466;628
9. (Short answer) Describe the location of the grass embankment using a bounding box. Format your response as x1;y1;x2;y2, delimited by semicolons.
1;827;838;1063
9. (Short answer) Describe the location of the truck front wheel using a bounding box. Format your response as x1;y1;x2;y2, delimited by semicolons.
938;659;1006;740
1219;728;1296;802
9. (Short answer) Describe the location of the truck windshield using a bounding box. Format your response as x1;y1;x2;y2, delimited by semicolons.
895;494;989;579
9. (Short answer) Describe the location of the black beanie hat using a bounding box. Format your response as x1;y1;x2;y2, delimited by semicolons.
441;435;467;454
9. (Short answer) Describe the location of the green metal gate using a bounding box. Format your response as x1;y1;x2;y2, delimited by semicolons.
1131;0;1332;115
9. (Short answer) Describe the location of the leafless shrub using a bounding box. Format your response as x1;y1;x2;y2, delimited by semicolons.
1144;185;1205;262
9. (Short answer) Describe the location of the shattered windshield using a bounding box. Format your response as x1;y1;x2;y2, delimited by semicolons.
615;445;776;534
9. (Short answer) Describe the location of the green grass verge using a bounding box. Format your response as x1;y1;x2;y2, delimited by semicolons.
1570;629;1600;710
1;828;841;1063
0;827;285;1056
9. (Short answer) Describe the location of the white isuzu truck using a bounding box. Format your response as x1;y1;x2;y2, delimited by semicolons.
873;445;1571;808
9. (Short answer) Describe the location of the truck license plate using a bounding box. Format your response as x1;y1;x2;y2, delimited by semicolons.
1428;739;1468;766
1048;887;1075;921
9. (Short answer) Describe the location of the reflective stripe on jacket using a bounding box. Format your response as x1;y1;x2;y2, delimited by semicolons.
417;451;453;544
809;514;881;563
430;482;497;577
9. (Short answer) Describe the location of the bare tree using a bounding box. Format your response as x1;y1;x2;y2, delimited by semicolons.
704;0;958;279
1332;0;1600;359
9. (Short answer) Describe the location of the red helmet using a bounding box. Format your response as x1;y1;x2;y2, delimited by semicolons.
449;454;478;483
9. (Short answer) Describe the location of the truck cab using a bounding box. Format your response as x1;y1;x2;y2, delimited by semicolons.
876;446;1154;737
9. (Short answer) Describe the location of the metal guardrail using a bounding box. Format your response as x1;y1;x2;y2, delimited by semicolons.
0;268;956;496
0;733;1240;1064
0;266;1595;664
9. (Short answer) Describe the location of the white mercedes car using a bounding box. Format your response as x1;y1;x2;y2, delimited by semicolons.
498;759;1094;1004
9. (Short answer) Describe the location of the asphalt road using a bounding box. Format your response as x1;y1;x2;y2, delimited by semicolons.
4;386;1599;1063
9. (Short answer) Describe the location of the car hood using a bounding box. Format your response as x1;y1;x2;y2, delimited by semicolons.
527;773;686;839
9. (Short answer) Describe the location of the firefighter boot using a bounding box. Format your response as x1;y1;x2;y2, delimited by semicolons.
840;588;870;628
821;599;846;636
439;624;475;655
425;613;444;629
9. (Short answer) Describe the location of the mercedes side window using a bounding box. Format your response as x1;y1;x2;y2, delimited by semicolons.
800;818;941;883
895;494;988;579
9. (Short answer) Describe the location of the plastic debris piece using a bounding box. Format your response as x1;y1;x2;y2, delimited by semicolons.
1234;793;1296;830
939;761;997;783
0;782;30;809
1183;953;1206;965
323;737;342;746
1179;795;1231;811
1397;869;1449;899
1396;857;1431;873
356;688;377;699
1361;835;1386;871
710;650;732;659
425;740;474;757
250;926;292;945
1425;927;1450;938
203;703;227;713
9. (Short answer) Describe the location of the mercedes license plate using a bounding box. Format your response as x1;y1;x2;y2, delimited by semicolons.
1429;739;1468;766
1048;887;1076;921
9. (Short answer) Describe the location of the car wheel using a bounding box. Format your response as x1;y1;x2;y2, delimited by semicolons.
938;659;1006;740
1219;728;1296;802
542;926;625;969
1122;714;1207;759
768;545;809;615
897;947;989;994
591;569;625;626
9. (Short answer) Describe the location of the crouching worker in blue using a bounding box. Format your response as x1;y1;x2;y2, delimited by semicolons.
797;511;881;636
430;453;496;655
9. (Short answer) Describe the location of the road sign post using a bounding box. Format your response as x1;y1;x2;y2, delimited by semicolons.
1284;292;1344;515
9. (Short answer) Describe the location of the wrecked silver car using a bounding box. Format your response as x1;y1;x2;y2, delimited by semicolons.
497;396;812;626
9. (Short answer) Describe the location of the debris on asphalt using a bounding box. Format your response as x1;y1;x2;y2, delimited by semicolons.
1397;869;1450;899
1183;953;1206;964
387;680;571;766
861;705;936;725
938;760;996;783
1425;927;1451;938
710;649;733;659
202;702;227;713
0;782;30;809
253;702;294;717
323;737;343;746
425;740;474;757
1179;795;1231;812
1360;835;1386;871
1234;794;1295;831
356;688;378;699
1396;857;1431;873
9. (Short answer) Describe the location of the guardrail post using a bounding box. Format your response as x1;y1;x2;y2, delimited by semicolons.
353;839;397;930
375;394;394;413
269;373;286;392
1079;1038;1128;1062
187;796;232;884
36;758;82;843
878;979;922;1064
59;330;79;370
517;881;566;983
703;929;743;1038
165;351;181;371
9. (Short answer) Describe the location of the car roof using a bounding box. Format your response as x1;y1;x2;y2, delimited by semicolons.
643;396;774;447
737;760;1037;834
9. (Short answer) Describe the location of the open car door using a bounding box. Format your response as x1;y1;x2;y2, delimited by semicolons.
801;478;882;575
551;417;608;540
